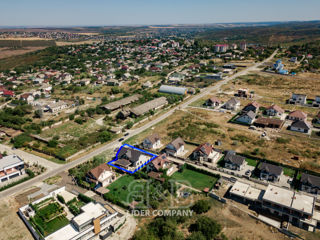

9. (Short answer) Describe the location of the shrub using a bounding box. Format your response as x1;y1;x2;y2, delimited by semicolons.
191;200;211;214
78;193;94;203
57;195;65;204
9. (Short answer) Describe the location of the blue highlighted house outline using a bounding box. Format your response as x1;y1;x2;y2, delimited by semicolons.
107;144;158;174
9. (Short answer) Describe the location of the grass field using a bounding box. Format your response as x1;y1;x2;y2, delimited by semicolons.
283;167;296;177
106;175;146;204
245;158;259;167
172;168;218;190
33;215;69;236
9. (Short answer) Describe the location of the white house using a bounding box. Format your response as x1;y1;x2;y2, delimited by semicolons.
0;155;25;183
142;133;161;149
289;93;307;105
165;137;185;157
235;111;256;125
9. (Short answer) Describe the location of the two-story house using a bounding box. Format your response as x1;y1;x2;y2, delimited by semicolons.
242;101;260;113
190;143;221;164
300;173;320;194
235;110;256;125
165;137;185;157
265;104;284;117
205;97;221;108
114;147;151;170
289;93;307;105
0;155;25;183
288;110;307;121
224;151;246;171
142;133;161;150
222;97;240;111
259;162;283;182
86;164;115;188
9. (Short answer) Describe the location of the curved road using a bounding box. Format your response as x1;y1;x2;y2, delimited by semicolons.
0;49;277;199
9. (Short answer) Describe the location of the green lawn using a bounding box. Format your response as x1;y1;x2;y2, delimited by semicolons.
283;167;296;177
106;175;147;204
33;215;69;236
172;168;218;190
245;158;258;167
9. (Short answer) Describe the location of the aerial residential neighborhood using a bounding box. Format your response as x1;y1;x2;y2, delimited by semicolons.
0;1;320;240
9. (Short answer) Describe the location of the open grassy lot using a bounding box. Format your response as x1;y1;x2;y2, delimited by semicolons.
245;158;259;167
172;168;218;190
106;175;146;204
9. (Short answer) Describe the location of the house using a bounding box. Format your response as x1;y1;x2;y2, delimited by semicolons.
290;120;311;134
265;104;284;117
300;173;320;194
142;133;161;149
222;98;240;111
224;151;246;171
20;93;34;104
165;137;185;157
146;153;173;174
3;90;15;97
0;155;25;183
313;96;320;107
242;101;260;113
259;162;283;182
114;147;151;170
190;143;221;164
288;110;307;121
235;111;256;125
314;112;320;124
254;117;284;129
46;101;69;113
205;97;221;108
168;73;185;84
289;93;307;105
101;94;141;111
86;164;115;188
237;88;248;98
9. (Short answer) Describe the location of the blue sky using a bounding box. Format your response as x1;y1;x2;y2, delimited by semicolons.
0;0;319;26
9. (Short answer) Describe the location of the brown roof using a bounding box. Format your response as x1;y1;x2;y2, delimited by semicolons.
289;110;307;119
267;104;284;114
148;171;165;182
248;101;260;108
254;117;284;127
145;133;160;145
193;143;213;156
208;97;221;103
88;164;111;180
150;153;169;171
169;137;185;150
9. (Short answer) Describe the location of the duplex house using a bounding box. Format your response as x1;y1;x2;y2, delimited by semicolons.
235;110;256;125
86;164;115;188
205;97;221;108
0;155;25;183
265;104;284;117
259;162;283;182
224;151;246;171
300;173;320;194
114;147;151;170
223;98;240;111
289;93;307;105
165;137;185;157
191;143;221;164
290;120;311;134
288;110;307;121
142;133;161;150
242;101;260;113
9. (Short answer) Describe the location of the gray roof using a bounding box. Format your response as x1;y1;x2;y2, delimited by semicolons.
259;162;283;176
224;151;245;165
101;94;141;111
130;97;168;116
144;133;160;144
0;155;24;170
301;173;320;188
118;147;146;164
159;85;187;95
225;97;240;106
291;120;310;130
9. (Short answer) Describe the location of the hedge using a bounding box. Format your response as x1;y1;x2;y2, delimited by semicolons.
78;193;94;203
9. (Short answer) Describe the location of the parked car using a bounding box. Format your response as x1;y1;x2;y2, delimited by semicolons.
124;133;129;136
118;138;124;142
229;177;237;183
245;170;251;176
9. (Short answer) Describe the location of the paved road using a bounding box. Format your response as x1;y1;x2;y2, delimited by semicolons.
0;50;278;199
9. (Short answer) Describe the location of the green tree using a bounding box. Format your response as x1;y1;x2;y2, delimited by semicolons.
189;216;221;240
191;200;211;214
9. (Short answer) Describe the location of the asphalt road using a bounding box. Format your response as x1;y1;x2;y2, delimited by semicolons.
0;49;278;199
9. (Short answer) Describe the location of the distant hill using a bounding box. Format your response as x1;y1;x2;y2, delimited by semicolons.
196;21;320;45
